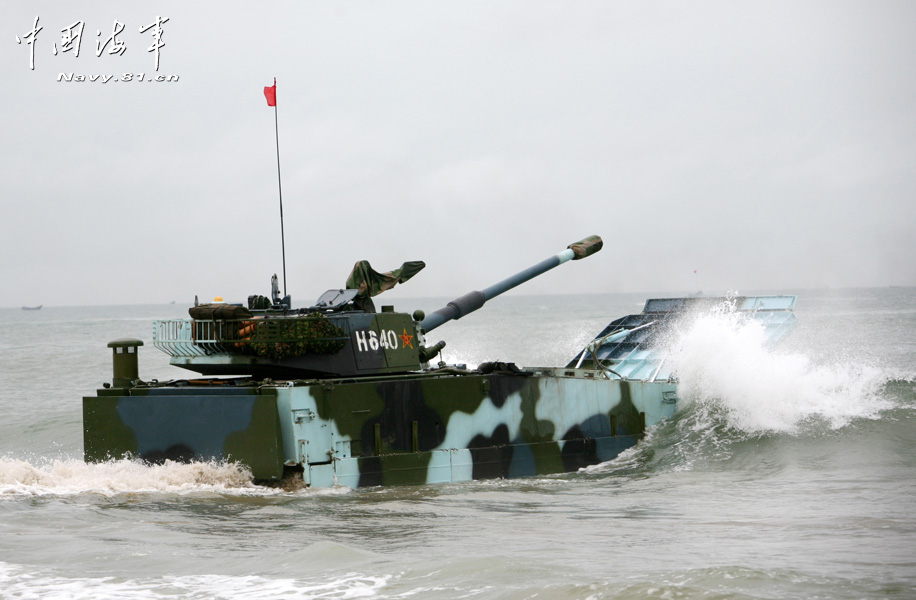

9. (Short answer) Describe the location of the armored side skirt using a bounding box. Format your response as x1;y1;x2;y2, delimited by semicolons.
83;369;679;488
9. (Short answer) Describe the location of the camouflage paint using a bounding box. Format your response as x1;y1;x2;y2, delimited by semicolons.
83;387;285;480
84;370;678;488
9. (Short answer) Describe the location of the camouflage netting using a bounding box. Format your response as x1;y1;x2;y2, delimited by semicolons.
568;235;603;260
248;295;272;310
345;260;425;312
244;315;347;360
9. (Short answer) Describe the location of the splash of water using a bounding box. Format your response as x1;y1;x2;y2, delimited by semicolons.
0;457;283;497
668;300;892;436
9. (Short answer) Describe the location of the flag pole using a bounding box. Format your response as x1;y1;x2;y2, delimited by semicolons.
267;77;288;298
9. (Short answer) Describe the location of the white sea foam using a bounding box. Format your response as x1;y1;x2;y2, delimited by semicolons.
0;561;389;599
669;301;893;434
0;457;349;498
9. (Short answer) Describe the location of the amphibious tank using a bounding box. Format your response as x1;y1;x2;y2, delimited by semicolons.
83;235;797;487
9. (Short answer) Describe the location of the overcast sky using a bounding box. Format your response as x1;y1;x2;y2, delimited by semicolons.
2;1;914;308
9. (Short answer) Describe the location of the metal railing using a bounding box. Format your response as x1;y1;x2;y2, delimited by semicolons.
153;319;224;357
153;318;349;359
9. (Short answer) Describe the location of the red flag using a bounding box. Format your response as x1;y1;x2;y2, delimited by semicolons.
264;78;276;107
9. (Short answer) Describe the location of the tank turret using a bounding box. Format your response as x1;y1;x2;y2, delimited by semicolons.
152;236;602;379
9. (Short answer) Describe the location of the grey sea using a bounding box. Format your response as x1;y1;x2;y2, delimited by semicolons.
1;288;914;599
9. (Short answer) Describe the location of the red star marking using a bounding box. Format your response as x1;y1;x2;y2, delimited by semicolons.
399;328;414;349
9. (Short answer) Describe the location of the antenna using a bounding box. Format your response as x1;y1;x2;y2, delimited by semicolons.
264;77;287;297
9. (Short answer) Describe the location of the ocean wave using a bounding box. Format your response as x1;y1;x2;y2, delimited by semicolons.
0;561;389;600
1;554;906;600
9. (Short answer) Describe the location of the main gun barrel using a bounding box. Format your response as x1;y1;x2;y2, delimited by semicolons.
419;235;603;333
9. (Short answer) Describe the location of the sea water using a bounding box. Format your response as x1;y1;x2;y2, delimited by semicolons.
1;288;914;599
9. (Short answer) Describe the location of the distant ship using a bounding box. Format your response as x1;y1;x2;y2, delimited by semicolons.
21;305;42;311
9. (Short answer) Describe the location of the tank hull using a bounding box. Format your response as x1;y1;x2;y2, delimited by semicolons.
84;369;678;487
